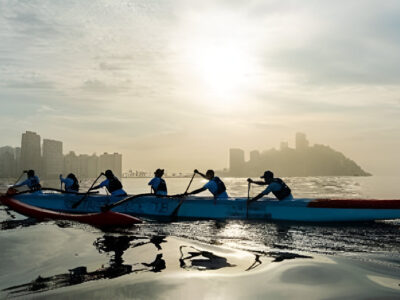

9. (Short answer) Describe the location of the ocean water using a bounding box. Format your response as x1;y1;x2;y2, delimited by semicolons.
1;176;399;299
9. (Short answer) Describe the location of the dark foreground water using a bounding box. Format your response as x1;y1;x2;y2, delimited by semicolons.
0;176;399;299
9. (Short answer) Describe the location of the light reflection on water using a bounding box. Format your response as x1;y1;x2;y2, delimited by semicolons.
1;176;400;257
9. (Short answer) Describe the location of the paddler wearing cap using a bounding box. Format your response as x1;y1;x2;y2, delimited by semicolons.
91;169;127;196
247;170;293;203
148;169;168;196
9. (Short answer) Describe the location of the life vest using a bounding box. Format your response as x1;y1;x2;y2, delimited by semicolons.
107;176;123;193
211;177;226;196
271;178;291;200
28;177;42;192
155;178;167;193
70;178;79;192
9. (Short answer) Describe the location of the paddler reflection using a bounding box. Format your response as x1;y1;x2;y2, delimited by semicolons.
1;234;167;297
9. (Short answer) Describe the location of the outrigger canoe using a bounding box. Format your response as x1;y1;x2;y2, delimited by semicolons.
2;191;400;222
0;193;141;227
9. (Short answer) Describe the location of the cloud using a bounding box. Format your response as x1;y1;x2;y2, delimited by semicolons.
1;2;63;39
36;105;55;113
1;1;400;175
260;2;400;86
3;74;55;89
99;62;124;71
80;79;123;94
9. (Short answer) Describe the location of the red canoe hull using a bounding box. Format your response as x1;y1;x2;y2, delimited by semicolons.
0;196;141;227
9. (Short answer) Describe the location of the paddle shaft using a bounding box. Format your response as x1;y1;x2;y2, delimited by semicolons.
170;172;196;219
102;193;153;211
246;182;251;218
184;172;196;194
72;173;103;209
13;172;25;185
41;187;99;195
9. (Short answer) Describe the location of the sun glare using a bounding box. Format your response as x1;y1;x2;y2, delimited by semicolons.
189;42;255;102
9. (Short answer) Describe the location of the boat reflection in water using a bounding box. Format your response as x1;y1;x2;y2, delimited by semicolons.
2;234;167;297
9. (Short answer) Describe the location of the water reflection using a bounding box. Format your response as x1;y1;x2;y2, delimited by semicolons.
245;254;262;271
165;220;400;255
0;217;38;230
2;234;167;297
179;245;235;270
244;251;312;271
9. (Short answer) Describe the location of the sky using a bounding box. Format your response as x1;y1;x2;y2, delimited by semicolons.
0;0;399;175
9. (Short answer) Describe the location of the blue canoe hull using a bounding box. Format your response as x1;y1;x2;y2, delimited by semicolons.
8;193;400;222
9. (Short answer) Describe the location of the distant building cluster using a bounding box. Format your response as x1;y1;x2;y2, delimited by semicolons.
0;131;122;179
228;132;370;177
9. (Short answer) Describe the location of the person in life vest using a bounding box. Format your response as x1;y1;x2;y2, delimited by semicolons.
59;173;80;193
186;169;229;199
91;170;127;196
148;168;168;196
247;170;293;202
12;169;42;192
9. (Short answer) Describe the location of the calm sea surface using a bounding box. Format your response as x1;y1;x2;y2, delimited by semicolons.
1;176;399;298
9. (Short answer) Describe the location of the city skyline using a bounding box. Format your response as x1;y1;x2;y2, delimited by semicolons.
0;1;399;176
0;131;122;179
1;131;370;178
228;132;369;177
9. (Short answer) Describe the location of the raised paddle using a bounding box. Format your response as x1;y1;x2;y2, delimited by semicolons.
170;172;196;220
72;173;104;209
246;181;251;218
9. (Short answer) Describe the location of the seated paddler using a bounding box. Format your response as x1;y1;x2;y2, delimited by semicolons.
12;169;42;193
186;169;229;200
91;169;127;196
247;170;293;203
148;168;168;196
59;173;80;193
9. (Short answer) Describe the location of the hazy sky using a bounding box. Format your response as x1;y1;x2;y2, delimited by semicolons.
1;0;399;175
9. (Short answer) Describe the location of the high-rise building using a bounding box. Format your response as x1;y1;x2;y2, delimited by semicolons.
64;151;79;175
295;132;309;150
15;147;21;174
78;154;89;178
87;154;99;178
42;139;63;178
249;150;261;163
229;148;245;176
99;152;122;178
113;153;122;178
0;146;16;177
20;131;41;173
280;142;289;150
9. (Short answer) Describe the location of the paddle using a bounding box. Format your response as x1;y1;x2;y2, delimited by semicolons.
40;187;99;195
13;171;26;186
170;172;196;220
246;181;251;218
5;187;99;197
101;193;153;212
72;173;104;209
101;190;190;212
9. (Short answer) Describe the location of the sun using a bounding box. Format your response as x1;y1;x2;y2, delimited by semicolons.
189;42;255;102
